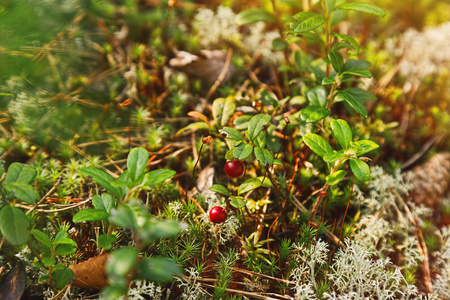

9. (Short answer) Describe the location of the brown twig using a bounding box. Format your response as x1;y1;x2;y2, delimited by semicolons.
26;176;63;215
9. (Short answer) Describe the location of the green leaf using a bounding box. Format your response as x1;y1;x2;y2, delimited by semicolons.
220;127;243;141
31;229;52;250
53;231;69;244
233;143;253;160
254;147;274;166
236;8;275;26
330;119;353;150
92;194;115;214
246;114;271;142
234;115;252;130
332;32;360;55
350;158;371;181
323;150;347;163
328;50;344;73
335;88;376;118
136;257;181;282
336;2;386;17
341;69;372;78
306;85;327;107
106;247;138;286
142;169;176;187
73;208;110;223
52;267;73;290
5;163;36;185
127;147;149;184
110;205;137;229
258;176;274;188
225;149;234;161
54;239;77;256
79;167;121;198
303;133;333;158
229;196;246;209
139;219;181;242
291;12;327;33
330;9;346;28
353;140;379;156
254;132;266;148
42;257;56;267
272;37;288;51
209;184;230;197
98;234;117;250
322;76;336;85
0;206;30;246
212;97;236;129
300;105;331;123
326;170;347;185
3;182;40;204
238;178;261;195
343;59;371;71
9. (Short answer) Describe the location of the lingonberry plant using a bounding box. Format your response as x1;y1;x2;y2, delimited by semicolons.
2;0;448;299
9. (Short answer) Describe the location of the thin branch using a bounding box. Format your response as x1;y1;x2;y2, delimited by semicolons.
26;176;63;215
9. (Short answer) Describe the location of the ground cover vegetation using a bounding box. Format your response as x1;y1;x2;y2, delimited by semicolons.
0;0;449;299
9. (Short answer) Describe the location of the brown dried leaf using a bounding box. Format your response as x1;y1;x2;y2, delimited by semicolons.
169;50;235;83
69;254;109;290
0;262;26;300
196;164;215;194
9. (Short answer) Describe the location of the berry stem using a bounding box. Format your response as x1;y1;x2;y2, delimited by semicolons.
184;137;208;201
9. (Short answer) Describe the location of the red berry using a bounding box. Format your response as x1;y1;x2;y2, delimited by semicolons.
224;160;244;178
209;206;227;224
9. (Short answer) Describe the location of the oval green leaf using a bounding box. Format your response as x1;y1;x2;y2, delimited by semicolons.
246;114;271;142
336;2;386;17
326;170;346;185
0;206;30;246
328;50;344;73
31;229;53;250
92;194;115;214
323;151;347;163
238;178;262;195
98;234;117;250
350;158;371;181
233;143;253;160
3;182;40;204
79;167;120;198
5;163;36;185
236;8;275;26
230;196;246;209
303;133;333;158
142;169;176;187
73;208;110;223
220;127;243;141
330;119;353;150
306;86;327;107
291;11;327;33
209;184;230;197
127;147;149;183
353;140;379;156
300;105;331;123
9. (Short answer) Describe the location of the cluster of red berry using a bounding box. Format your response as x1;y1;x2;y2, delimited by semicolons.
209;160;244;224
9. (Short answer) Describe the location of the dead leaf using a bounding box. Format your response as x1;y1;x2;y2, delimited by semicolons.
0;262;26;300
69;254;109;290
169;50;235;83
196;164;215;194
